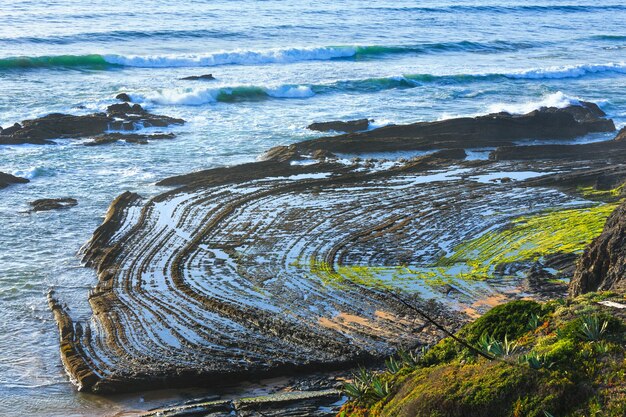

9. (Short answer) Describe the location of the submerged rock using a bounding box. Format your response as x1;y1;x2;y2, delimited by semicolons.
0;172;29;189
30;198;78;212
83;132;176;146
308;118;370;133
180;74;215;81
570;200;626;296
0;103;184;145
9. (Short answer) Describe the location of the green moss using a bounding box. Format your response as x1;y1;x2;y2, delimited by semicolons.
577;184;625;201
302;204;616;295
439;204;618;278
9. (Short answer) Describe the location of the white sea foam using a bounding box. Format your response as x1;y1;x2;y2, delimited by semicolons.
504;62;626;79
135;85;314;105
103;46;357;68
486;91;581;114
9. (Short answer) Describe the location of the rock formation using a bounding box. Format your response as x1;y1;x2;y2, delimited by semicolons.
0;172;29;189
0;103;184;145
266;103;614;157
570;200;626;296
50;102;624;394
180;74;215;81
308;119;370;133
30;198;78;211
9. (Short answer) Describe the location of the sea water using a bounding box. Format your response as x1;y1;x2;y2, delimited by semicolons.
1;1;625;415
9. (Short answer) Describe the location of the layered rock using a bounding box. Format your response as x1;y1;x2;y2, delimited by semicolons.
51;102;621;394
570;200;626;296
0;103;184;145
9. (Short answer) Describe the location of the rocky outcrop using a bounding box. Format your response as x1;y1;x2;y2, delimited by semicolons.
570;200;626;296
30;198;77;211
0;103;184;145
308;119;370;133
115;93;132;102
180;74;215;81
263;103;614;157
52;102;623;394
83;132;176;146
0;172;29;189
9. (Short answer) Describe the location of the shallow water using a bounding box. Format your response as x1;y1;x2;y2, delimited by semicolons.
1;1;626;415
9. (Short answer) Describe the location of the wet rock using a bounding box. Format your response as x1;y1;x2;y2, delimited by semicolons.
523;263;567;299
308;118;370;133
115;93;132;102
83;132;176;146
0;103;184;145
311;149;337;160
614;126;626;141
490;139;626;162
180;74;215;81
277;103;614;155
570;200;626;296
30;198;78;212
0;172;29;189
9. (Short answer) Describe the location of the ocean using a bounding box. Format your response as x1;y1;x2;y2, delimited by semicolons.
1;1;625;415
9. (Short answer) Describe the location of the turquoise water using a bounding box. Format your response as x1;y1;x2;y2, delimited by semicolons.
1;1;625;415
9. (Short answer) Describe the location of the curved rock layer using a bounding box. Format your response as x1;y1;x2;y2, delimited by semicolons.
53;103;621;393
59;156;589;393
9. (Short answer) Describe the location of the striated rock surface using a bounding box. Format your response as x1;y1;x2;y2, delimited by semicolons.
570;200;626;296
0;103;184;145
308;119;371;133
51;102;623;394
0;172;29;189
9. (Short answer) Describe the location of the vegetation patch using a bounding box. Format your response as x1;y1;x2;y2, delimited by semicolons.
338;292;626;417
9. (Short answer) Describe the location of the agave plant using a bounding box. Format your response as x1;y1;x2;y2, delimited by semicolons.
578;315;608;342
397;348;421;368
478;333;519;357
385;356;401;374
521;352;554;370
527;313;542;331
370;375;391;399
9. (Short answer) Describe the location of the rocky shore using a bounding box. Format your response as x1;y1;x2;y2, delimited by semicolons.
0;102;184;146
43;100;626;403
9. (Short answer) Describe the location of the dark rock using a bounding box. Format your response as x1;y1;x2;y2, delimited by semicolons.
115;93;132;102
180;74;215;81
0;172;29;189
490;139;626;162
267;104;614;156
523;263;567;298
570;200;626;295
30;198;78;212
84;133;176;146
308;119;370;133
0;103;184;145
